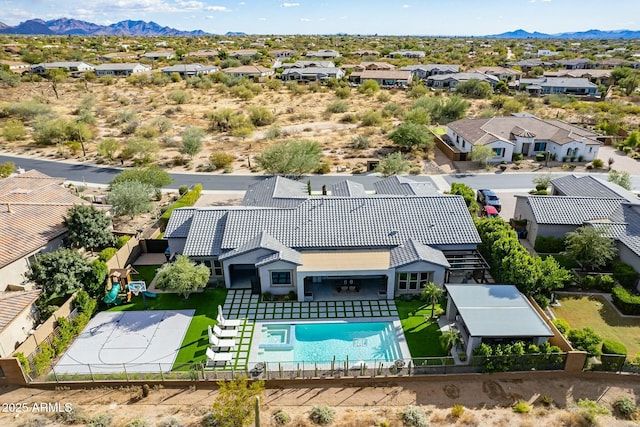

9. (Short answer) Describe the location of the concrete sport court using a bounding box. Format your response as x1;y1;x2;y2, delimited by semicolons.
54;310;194;374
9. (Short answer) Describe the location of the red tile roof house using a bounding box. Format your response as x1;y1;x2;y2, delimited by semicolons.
0;170;91;292
0;290;41;357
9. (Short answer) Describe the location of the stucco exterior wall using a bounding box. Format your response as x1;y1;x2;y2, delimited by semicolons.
258;260;298;296
0;303;38;358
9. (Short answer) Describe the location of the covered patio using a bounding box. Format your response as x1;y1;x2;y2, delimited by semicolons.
443;251;491;284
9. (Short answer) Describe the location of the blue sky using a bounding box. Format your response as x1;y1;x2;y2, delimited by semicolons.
2;0;638;35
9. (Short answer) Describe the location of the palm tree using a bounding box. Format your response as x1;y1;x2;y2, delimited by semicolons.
440;329;463;353
421;282;444;319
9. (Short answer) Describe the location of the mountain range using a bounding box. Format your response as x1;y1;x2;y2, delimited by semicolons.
0;18;209;36
488;29;640;39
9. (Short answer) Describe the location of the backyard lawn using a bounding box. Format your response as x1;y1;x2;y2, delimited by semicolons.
131;264;160;286
552;294;640;356
107;288;227;369
395;300;447;358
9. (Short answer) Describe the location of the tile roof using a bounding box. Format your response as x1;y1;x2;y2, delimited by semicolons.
219;231;302;265
0;172;90;269
374;176;437;196
520;77;598;89
428;72;499;84
331;180;367;197
164;208;197;238
223;65;273;74
0;290;41;332
610;203;640;257
445;284;553;338
551;175;639;202
181;209;229;257
243;176;308;209
516;195;623;225
401;64;459;73
390;239;450;268
351;70;412;80
447;116;600;147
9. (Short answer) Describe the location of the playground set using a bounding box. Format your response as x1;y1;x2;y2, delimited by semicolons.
104;266;157;307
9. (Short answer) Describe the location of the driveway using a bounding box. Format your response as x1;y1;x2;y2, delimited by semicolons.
597;145;638;175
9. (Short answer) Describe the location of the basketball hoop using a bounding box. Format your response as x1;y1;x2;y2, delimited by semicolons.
128;281;147;297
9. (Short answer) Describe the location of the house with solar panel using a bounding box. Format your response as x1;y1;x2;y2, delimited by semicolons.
165;176;490;301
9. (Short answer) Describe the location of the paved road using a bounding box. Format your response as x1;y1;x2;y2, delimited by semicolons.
1;154;639;192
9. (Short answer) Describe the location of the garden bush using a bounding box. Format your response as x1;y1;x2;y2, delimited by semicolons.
552;318;570;336
14;352;31;376
272;409;291;426
86;413;114;427
611;286;640;315
568;327;602;354
209;152;236;170
534;236;565;253
592;158;604;169
159;184;202;227
613;261;639;290
450;404;465;418
309;405;335;425
326;100;349;114
579;274;616;292
613;397;637;419
401;405;428;427
98;247;117;262
116;235;131;249
512;401;532;413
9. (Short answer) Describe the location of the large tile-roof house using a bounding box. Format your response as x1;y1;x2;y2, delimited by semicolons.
305;49;341;59
468;66;522;82
401;64;459;80
94;63;151;77
281;60;335;69
513;175;640;274
388;50;425;59
446;115;602;163
0;171;92;292
0;290;41;357
349;70;412;88
165;176;483;301
426;72;499;90
222;65;274;81
519;77;599;97
281;67;345;82
161;64;218;78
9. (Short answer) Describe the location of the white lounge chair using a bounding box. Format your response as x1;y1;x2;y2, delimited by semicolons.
209;334;236;350
217;305;242;328
213;324;238;338
206;348;232;367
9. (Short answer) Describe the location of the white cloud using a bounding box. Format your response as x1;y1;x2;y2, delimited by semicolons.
338;15;347;20
205;5;231;11
281;2;300;7
402;4;410;8
258;17;267;21
238;1;246;4
299;17;311;22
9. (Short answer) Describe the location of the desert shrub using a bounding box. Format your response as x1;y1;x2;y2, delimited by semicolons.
334;86;351;99
451;404;465;418
160;184;202;226
248;106;275;127
124;419;150;427
54;403;85;424
116;235;131;249
315;161;331;174
178;185;188;195
0;161;16;178
408;84;427;99
401;405;428;427
3;119;27;141
209;151;236;169
613;261;639;289
352;135;370;149
326;100;349;114
552;318;570;336
576;398;611;424
358;80;380;96
136;125;159;139
20;415;49;427
3;100;51;121
359;110;383;127
339;113;358;123
168;90;191;105
382;102;403;118
86;412;113;427
272;409;291;426
99;247;117;262
200;413;217;427
613;397;637;419
377;91;391;102
592;158;605;169
265;125;282;140
512;401;532;413
97;138;120;160
309;405;335;426
156;417;183;427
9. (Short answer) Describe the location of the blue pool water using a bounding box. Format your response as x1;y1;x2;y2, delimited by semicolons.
259;322;403;362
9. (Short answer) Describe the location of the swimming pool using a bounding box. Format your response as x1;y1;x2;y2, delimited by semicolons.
255;321;404;363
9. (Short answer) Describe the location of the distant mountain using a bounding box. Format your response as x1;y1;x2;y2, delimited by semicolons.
488;28;640;39
0;18;209;36
0;21;9;30
225;31;246;36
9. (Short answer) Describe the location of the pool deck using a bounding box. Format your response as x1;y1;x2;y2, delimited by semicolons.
219;289;400;370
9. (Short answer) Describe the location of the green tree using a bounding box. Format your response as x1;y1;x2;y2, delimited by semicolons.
387;122;434;152
619;74;639;95
97;138;120;161
168;89;191;104
85;259;109;299
110;165;172;189
375;152;410;176
211;376;264;427
45;68;67;99
623;131;639;148
449;182;479;215
403;107;431;125
28;248;91;299
248;106;275;127
0;162;16;178
470;145;494;167
420;282;444;319
563;226;617;271
3;119;27;141
155;255;210;299
568;327;602;354
256;140;322;177
440;329;462;353
494;80;509;94
120;137;159;164
108;180;154;218
532;173;553;191
180;126;205;158
455;79;493;99
608;169;632;190
63;205;116;250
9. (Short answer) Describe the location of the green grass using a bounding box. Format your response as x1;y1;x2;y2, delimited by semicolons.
395;299;447;357
552;294;640;356
429;126;447;136
107;288;227;368
131;264;161;285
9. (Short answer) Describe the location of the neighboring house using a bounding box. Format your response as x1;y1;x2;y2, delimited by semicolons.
350;50;380;57
94;63;151;77
270;49;297;58
537;49;560;57
140;51;175;60
0;290;41;357
401;64;459;80
330;180;367;197
349;70;412;88
543;70;612;86
0;60;30;73
227;49;259;58
30;61;94;75
96;52;139;61
305;49;341;59
281;60;335;69
469;66;522;82
350;62;396;71
0;171;92;292
556;59;593;70
445;284;554;360
184;49;220;59
374;176;437;196
388;50;425;58
505;59;556;72
222;65;274;81
161;63;218;78
426;72;499;90
281;67;345;82
165;177;485;301
519;77;600;96
514;175;640;272
446;115;602;162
